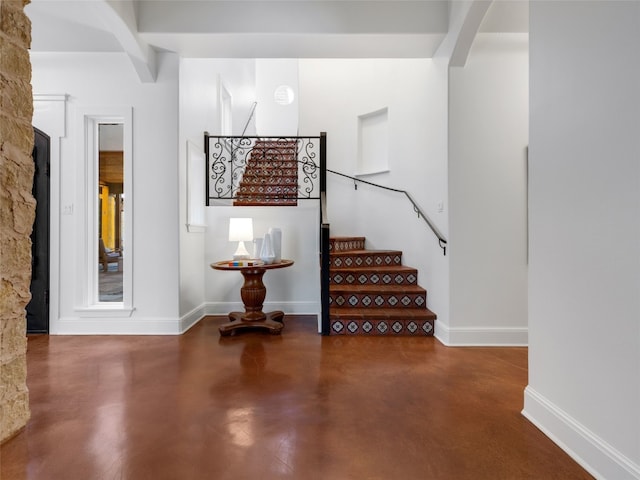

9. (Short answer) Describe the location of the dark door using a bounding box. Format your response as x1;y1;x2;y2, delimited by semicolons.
26;128;50;333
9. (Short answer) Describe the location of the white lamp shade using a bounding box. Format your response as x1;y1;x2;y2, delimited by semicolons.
229;218;253;242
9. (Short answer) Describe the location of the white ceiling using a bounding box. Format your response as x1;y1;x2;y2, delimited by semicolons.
26;0;527;59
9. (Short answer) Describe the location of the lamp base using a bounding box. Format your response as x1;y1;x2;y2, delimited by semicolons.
233;241;251;260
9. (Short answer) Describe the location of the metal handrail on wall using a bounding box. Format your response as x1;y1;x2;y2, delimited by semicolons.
241;102;257;137
327;169;448;255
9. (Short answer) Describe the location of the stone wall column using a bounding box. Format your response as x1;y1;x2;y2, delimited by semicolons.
0;0;34;443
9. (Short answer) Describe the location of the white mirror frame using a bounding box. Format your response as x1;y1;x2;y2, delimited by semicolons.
76;106;134;316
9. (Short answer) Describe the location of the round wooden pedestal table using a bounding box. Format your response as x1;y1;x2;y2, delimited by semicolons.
210;259;294;336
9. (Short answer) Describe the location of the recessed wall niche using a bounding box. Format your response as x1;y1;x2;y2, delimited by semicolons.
357;107;389;176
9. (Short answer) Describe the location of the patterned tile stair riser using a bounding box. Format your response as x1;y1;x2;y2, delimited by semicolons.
328;236;436;336
331;318;435;336
233;140;299;206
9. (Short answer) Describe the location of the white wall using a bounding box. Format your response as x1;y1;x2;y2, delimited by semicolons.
448;33;529;345
178;59;321;321
255;59;299;136
178;59;256;321
204;205;320;318
525;2;640;478
298;58;450;331
181;58;449;330
30;52;181;333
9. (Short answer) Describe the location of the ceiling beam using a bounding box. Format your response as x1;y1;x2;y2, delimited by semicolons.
435;0;493;67
92;0;157;83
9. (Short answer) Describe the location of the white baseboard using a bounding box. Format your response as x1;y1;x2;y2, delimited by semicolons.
435;321;528;346
179;304;207;333
52;302;318;335
54;317;185;335
523;386;640;480
434;320;450;344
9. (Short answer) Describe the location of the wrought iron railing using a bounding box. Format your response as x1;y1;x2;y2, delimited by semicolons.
204;134;323;205
327;169;448;255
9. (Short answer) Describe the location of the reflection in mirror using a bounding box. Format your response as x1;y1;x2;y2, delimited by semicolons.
98;123;124;302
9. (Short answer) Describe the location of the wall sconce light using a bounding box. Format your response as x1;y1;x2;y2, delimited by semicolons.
229;218;253;260
274;85;295;105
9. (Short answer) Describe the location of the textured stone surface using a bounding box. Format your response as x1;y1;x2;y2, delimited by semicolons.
0;114;34;154
0;37;32;82
0;316;27;364
1;73;33;119
0;0;33;444
0;2;31;48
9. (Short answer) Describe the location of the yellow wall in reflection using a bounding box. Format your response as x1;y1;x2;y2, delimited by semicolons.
100;185;116;250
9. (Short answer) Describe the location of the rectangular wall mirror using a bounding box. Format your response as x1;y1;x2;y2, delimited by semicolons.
98;123;124;302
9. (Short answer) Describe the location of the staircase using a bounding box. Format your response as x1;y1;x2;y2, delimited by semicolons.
234;140;298;206
328;237;437;336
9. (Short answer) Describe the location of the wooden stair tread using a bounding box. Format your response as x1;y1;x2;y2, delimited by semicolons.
237;191;297;195
240;177;297;182
233;201;297;206
238;179;297;184
331;265;418;274
330;236;366;241
242;171;298;178
330;307;437;320
330;249;402;256
330;284;426;294
242;167;297;171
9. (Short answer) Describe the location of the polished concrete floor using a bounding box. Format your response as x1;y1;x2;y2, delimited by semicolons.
99;266;123;302
1;316;592;480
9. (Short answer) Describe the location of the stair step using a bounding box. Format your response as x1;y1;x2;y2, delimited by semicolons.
241;175;297;181
237;185;298;195
236;193;297;200
250;149;296;155
329;237;366;252
327;235;437;335
330;250;403;268
233;199;298;206
239;178;298;185
329;284;427;309
330;266;419;286
245;161;297;169
244;170;296;173
252;153;296;156
329;308;436;336
251;143;297;151
330;307;436;320
330;284;426;294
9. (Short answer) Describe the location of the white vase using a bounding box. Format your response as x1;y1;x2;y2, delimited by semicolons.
268;227;282;263
260;233;275;264
253;237;263;259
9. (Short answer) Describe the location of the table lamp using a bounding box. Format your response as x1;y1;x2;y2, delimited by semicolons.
229;218;253;260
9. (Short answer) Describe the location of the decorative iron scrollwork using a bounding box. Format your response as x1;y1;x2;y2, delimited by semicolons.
206;135;322;205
